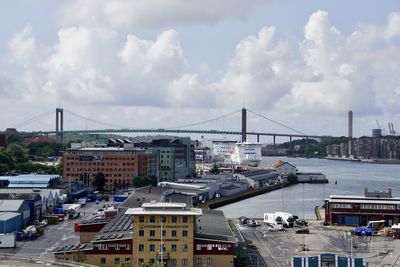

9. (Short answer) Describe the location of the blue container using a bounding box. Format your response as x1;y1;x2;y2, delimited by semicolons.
54;208;64;215
16;231;23;241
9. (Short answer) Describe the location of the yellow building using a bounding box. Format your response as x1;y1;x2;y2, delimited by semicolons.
126;202;202;267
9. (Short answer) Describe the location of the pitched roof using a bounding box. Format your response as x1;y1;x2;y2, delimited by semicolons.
272;160;295;168
0;200;26;211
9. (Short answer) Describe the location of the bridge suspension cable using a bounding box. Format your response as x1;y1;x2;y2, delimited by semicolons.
63;109;127;129
13;108;55;129
247;109;307;135
165;109;241;130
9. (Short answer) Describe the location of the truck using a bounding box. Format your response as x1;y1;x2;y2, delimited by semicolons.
78;198;87;206
0;233;16;248
67;204;81;219
355;220;385;236
264;213;284;230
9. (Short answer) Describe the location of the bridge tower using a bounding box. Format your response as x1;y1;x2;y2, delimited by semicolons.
56;108;64;143
241;108;247;142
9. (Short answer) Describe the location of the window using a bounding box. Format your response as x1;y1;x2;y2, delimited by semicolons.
182;259;188;266
183;216;188;223
138;259;144;265
161;216;166;223
331;203;352;209
114;258;120;265
207;258;213;265
162;230;166;237
125;258;131;264
139;230;144;236
138;244;144;251
150;216;156;223
172;230;177;237
171;259;177;266
100;258;106;264
196;244;201;250
98;244;108;250
149;244;155;252
182;244;188;252
196;258;202;265
207;244;212;250
139;216;144;223
172;216;177;223
160;244;166;252
171;244;177;252
150;230;155;237
182;230;188;237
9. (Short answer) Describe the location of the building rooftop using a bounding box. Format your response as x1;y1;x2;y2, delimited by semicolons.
0;174;59;183
0;193;39;201
0;200;26;211
0;212;20;221
92;208;133;242
195;209;236;243
125;202;202;216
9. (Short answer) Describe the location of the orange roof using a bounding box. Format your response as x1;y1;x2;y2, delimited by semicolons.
272;160;287;168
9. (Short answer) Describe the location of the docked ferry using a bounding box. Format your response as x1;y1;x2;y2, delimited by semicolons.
230;142;262;167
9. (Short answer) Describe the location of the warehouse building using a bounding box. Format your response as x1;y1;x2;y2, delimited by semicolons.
0;212;22;233
0;200;31;227
325;188;400;226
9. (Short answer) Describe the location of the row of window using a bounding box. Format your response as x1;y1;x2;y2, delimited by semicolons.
66;161;136;166
138;215;189;224
138;243;188;252
100;257;130;265
331;203;398;210
97;244;131;250
195;243;231;251
66;168;136;172
136;258;213;266
138;229;188;237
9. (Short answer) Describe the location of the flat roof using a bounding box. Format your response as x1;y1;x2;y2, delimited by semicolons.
125;207;202;216
141;202;186;208
195;209;236;243
328;199;400;205
329;195;400;201
0;212;20;221
0;174;59;182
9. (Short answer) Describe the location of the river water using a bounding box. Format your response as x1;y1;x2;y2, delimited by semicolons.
217;157;400;219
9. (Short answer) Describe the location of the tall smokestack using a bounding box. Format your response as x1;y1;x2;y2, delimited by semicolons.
348;110;353;138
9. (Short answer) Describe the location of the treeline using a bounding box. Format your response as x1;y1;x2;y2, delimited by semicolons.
0;136;64;175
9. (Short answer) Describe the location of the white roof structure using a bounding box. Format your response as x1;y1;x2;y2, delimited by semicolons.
125;202;202;216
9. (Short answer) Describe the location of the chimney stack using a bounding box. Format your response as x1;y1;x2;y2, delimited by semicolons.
348;110;353;138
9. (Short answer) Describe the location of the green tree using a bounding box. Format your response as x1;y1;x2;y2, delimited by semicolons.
287;172;298;184
93;172;106;192
6;144;29;163
0;149;15;169
6;134;23;144
0;163;9;175
209;164;220;174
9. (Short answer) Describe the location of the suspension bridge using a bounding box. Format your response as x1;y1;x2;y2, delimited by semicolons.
10;107;333;145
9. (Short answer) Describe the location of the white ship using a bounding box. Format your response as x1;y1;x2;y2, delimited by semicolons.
230;142;262;167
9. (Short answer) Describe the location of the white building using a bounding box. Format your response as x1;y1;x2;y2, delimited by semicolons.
271;160;297;174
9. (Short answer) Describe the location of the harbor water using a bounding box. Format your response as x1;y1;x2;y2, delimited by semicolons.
217;157;400;219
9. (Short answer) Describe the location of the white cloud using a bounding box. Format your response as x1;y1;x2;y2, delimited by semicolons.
3;10;400;137
59;0;265;29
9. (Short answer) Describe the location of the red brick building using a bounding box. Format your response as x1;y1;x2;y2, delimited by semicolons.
63;147;153;190
325;188;400;226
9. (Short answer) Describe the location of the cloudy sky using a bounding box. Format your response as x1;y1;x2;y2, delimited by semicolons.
1;0;399;140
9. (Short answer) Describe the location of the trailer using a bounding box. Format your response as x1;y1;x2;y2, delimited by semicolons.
68;204;81;219
0;233;16;248
78;198;87;206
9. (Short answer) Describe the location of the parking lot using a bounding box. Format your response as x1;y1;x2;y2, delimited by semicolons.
0;200;105;261
234;218;400;267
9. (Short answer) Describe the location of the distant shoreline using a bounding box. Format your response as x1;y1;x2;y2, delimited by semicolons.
323;157;400;165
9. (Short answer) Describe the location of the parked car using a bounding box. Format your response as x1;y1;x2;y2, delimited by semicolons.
295;228;310;234
239;216;249;225
248;219;259;227
295;219;308;227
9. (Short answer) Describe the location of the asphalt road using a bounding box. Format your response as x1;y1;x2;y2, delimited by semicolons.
0;200;105;261
236;219;400;267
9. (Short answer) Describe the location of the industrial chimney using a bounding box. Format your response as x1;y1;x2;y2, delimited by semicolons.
348;110;353;138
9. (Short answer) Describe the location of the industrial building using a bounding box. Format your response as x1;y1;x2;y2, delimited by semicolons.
234;170;279;188
63;145;153;190
0;200;31;227
324;188;400;226
0;212;22;233
54;187;236;267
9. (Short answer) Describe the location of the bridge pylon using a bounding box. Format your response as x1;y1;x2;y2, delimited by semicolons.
241;108;247;142
56;108;64;143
